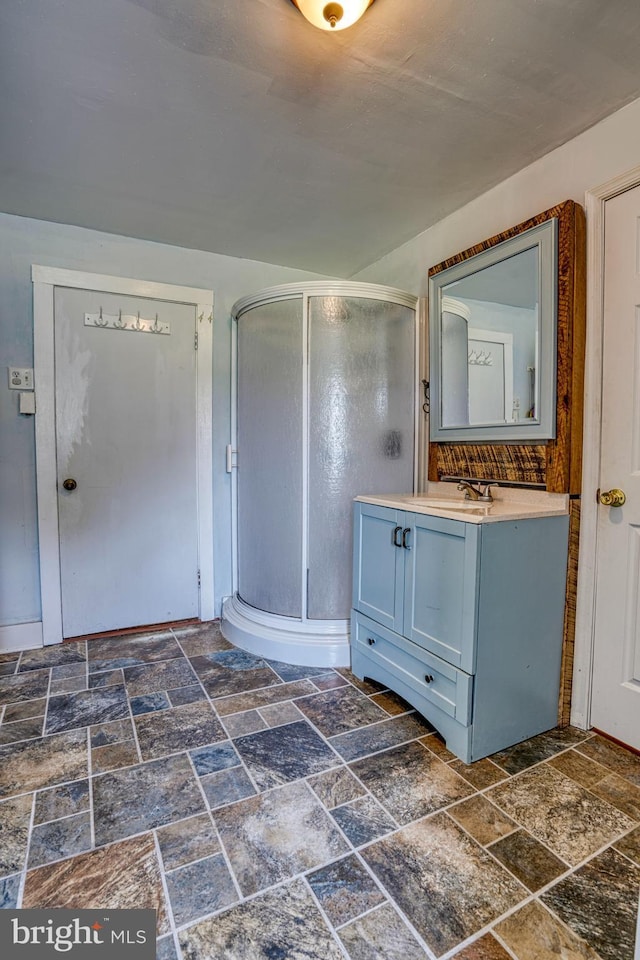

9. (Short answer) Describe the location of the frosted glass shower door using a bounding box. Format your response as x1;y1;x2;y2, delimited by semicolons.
307;297;415;620
237;299;303;617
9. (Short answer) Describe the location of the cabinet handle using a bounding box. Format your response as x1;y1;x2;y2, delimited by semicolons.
424;674;434;684
367;637;376;646
392;525;403;547
402;527;411;550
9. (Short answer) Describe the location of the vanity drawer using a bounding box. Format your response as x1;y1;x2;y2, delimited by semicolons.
353;612;473;724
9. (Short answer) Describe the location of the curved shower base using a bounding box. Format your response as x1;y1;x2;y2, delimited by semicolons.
222;594;350;667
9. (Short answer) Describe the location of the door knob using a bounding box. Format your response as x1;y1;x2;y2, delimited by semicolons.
598;488;626;507
62;478;77;491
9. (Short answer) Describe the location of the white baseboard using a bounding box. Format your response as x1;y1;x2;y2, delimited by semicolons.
0;621;43;654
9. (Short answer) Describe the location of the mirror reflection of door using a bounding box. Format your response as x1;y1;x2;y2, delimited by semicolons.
468;328;513;424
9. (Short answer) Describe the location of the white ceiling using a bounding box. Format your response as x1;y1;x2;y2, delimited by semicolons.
3;0;640;276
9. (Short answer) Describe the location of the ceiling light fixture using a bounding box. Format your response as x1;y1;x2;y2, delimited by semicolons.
290;0;376;32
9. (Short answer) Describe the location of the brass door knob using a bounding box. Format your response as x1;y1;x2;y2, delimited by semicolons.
598;488;626;507
62;478;77;491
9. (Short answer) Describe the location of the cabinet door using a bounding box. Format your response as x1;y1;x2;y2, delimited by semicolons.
352;502;405;633
403;513;480;672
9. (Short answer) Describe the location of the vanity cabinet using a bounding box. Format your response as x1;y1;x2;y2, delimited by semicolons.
351;500;570;763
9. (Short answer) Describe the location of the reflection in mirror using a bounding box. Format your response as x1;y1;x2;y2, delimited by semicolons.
429;218;557;442
441;246;537;426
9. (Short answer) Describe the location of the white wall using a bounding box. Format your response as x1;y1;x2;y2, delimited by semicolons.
352;95;640;293
0;213;330;635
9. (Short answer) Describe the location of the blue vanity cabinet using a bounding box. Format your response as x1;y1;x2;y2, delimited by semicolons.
352;501;406;634
351;500;570;763
403;513;480;673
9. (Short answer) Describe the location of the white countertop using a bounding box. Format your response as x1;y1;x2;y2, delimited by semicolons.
355;483;569;524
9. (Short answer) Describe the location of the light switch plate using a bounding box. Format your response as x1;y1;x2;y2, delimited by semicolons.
19;391;36;415
8;367;34;390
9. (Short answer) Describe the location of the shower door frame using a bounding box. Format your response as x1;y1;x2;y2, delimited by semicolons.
226;282;420;665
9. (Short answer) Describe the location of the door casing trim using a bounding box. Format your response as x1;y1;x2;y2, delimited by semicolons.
572;165;640;726
32;266;215;645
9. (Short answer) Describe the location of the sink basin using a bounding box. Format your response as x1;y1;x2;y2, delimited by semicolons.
409;497;491;510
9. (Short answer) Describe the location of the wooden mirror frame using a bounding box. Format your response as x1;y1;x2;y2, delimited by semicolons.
427;199;586;494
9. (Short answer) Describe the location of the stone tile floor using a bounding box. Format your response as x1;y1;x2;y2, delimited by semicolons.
0;621;639;960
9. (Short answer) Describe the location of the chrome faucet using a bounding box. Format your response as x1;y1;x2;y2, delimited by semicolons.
457;480;494;503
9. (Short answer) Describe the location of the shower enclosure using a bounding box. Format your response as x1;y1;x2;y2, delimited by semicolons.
222;282;418;666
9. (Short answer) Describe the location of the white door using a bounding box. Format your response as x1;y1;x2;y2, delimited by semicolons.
54;287;200;638
590;184;640;751
468;328;513;424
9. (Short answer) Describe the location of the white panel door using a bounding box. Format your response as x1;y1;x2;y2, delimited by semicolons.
54;287;199;638
591;185;640;750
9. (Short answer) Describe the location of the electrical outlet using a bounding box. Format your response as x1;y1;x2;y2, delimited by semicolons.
8;367;34;390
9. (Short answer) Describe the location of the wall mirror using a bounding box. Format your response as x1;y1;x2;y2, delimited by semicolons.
429;218;558;441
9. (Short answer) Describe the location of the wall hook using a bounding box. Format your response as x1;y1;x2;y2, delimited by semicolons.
421;379;430;415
